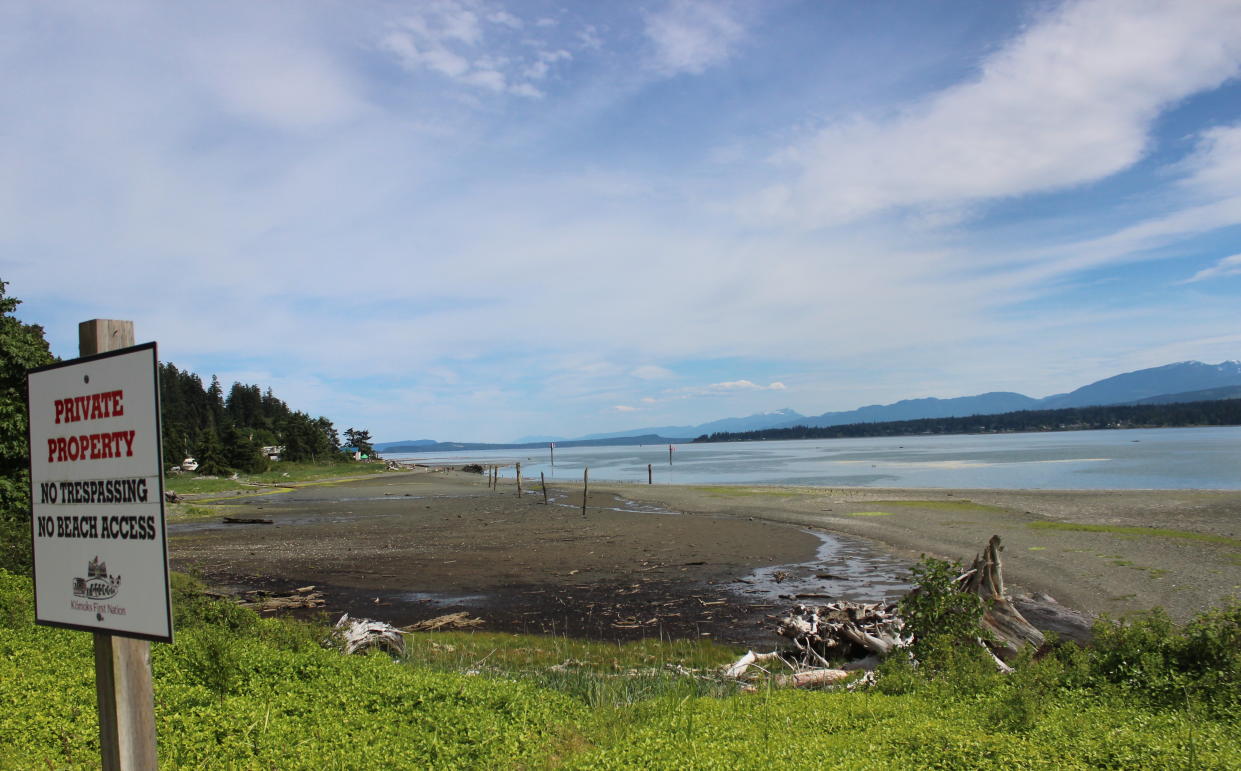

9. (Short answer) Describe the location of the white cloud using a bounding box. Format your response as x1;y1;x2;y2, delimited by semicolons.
1181;253;1241;283
612;404;638;412
711;379;785;391
382;0;574;97
524;48;572;80
665;380;789;398
1180;123;1241;198
632;365;674;380
760;0;1241;226
487;10;522;29
987;119;1241;287
644;0;745;76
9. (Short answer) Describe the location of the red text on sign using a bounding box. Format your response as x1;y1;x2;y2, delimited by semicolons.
46;431;136;463
54;390;124;424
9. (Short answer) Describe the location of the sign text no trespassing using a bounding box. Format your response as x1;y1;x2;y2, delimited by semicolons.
27;343;173;642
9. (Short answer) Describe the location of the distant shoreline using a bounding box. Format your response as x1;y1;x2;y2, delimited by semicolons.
691;397;1241;443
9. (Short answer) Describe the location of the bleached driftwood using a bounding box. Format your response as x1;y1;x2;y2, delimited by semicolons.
722;600;907;688
959;535;1044;661
722;650;784;678
329;613;407;656
777;600;908;661
729;534;1050;688
773;669;851;688
403;612;485;632
722;649;852;690
238;585;326;612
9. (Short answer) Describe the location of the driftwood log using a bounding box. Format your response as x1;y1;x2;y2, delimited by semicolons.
328;613;407;656
403;612;485;632
238;586;325;612
960;535;1044;660
723;534;1061;686
1012;593;1094;647
777;601;907;661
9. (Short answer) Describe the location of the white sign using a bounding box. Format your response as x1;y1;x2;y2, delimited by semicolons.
28;343;173;642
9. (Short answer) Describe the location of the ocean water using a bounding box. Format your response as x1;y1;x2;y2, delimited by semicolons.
387;426;1241;490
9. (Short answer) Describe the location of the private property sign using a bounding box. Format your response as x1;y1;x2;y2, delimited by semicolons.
28;343;173;642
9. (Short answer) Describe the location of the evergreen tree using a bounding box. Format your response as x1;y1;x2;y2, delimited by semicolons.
223;426;266;473
206;374;226;433
195;430;230;476
0;283;55;572
316;416;340;452
344;428;375;458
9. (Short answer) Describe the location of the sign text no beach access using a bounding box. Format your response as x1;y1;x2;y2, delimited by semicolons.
28;343;173;642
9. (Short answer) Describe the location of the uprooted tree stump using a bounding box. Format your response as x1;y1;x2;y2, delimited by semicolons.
961;534;1044;660
327;613;407;656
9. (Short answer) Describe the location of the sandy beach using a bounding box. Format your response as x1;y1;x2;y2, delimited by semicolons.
168;468;1241;646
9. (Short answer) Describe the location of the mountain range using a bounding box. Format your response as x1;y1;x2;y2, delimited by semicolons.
375;360;1241;451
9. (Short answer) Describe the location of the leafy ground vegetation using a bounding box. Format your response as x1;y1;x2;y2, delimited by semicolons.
2;568;1238;769
164;458;390;498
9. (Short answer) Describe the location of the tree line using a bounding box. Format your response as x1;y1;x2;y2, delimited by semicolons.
158;364;374;474
693;399;1241;443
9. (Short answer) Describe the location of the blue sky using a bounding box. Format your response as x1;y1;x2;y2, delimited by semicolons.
5;0;1241;442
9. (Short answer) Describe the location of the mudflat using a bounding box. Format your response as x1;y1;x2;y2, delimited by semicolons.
168;469;1241;646
617;482;1241;623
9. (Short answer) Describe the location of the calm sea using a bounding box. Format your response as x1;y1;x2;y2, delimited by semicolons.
387;426;1241;490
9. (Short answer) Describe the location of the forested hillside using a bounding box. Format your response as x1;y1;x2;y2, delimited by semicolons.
158;365;342;473
695;399;1241;443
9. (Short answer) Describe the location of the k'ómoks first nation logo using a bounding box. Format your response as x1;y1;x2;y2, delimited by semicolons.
72;556;121;599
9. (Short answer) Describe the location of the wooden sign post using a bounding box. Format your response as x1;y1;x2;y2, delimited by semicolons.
28;319;169;769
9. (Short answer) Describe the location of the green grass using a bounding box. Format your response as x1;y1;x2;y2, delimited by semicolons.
165;460;389;496
869;499;1009;513
1029;521;1241;548
847;511;896;517
2;570;1238;768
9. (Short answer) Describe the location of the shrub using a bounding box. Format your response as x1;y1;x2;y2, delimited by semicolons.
0;568;33;628
1088;602;1241;717
898;556;988;663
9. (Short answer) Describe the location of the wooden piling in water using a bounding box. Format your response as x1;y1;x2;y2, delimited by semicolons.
516;462;522;496
648;463;652;484
582;468;588;517
540;472;548;504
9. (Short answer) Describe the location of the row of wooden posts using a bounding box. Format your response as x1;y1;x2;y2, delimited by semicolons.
483;461;658;516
